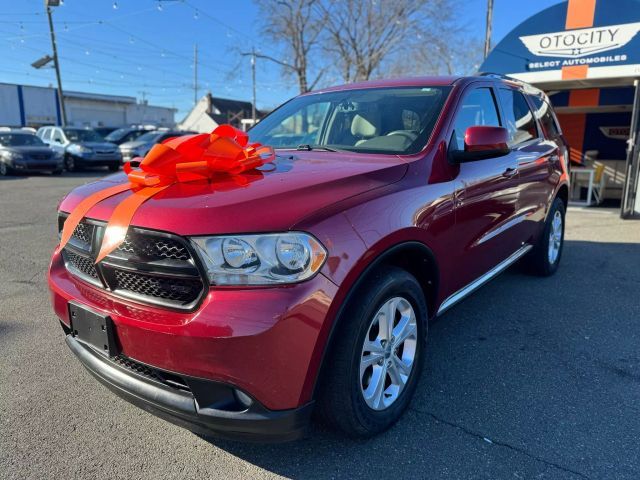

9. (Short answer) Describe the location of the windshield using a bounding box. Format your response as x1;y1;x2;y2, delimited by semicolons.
0;133;45;147
64;129;104;143
136;132;164;143
249;86;451;155
105;128;132;142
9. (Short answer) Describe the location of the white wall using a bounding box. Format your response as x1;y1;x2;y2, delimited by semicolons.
125;104;175;127
177;96;218;133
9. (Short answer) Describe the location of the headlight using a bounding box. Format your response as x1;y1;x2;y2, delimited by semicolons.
67;144;92;155
3;151;23;161
191;232;327;285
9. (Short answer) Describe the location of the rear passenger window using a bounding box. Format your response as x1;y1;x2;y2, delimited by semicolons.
529;96;561;139
451;88;501;150
41;128;51;141
498;89;537;146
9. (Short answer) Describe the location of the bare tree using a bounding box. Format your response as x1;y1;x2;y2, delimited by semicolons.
255;0;326;93
319;0;457;83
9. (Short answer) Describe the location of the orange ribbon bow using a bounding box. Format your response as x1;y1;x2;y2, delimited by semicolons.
59;124;275;263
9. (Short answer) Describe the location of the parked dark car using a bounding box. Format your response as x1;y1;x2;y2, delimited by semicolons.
118;130;194;162
0;130;63;176
49;75;569;442
105;126;156;146
94;127;119;138
36;126;122;172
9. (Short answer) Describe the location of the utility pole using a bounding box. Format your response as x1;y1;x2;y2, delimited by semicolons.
45;0;67;126
241;48;257;124
194;43;198;106
483;0;494;59
250;46;256;124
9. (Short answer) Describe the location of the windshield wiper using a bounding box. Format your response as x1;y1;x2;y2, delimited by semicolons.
296;144;340;152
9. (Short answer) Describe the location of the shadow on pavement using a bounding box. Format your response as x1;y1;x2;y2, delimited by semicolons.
204;240;640;479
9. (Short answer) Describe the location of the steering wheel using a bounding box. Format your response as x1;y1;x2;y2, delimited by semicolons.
386;130;418;142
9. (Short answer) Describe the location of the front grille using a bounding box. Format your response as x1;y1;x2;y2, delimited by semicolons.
113;269;202;304
116;232;190;261
63;249;98;279
73;222;93;244
59;215;206;310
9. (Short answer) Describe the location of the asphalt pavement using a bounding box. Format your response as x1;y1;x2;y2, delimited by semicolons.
1;171;639;479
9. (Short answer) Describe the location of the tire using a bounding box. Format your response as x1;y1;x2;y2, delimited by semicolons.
108;163;120;172
0;162;10;176
523;196;565;276
317;266;427;437
64;155;76;172
51;169;63;175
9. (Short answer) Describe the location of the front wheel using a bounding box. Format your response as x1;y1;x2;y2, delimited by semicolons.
317;267;427;437
0;162;10;176
108;163;120;172
64;155;76;172
523;196;565;276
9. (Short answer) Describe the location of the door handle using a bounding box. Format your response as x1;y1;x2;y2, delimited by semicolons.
502;167;518;178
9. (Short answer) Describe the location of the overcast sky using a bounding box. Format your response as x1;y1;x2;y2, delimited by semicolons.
0;0;560;119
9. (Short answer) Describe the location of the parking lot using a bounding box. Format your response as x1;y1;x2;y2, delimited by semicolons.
1;172;639;480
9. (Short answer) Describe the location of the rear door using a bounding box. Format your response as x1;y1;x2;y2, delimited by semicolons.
449;84;521;293
497;87;558;243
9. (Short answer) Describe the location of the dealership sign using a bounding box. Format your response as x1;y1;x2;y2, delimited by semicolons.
479;0;640;83
520;22;640;59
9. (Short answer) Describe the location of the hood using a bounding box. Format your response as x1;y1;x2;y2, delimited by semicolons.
59;151;408;235
71;142;118;150
4;146;55;156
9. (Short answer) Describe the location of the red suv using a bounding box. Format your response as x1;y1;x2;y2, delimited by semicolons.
49;75;569;441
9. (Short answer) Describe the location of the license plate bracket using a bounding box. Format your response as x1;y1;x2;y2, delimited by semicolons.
69;302;117;357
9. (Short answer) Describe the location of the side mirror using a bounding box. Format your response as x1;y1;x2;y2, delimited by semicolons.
451;126;510;162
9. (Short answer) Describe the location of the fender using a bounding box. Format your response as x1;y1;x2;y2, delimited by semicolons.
303;238;440;403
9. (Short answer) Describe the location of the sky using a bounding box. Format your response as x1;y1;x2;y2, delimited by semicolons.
0;0;562;120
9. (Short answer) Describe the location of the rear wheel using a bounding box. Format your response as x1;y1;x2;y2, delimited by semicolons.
523;196;565;276
108;163;120;172
51;169;63;175
317;267;427;437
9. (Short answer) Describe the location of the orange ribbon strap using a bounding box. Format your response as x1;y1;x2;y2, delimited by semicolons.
59;124;275;263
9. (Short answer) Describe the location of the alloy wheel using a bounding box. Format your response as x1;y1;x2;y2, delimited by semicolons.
548;210;563;264
359;296;418;411
0;163;7;176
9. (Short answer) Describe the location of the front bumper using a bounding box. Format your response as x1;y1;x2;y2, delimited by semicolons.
65;334;314;442
8;159;63;172
49;246;338;412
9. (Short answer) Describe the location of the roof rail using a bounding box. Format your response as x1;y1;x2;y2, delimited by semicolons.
478;72;521;82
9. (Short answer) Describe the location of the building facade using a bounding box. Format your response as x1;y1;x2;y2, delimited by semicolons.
178;93;261;133
480;0;640;218
0;83;176;128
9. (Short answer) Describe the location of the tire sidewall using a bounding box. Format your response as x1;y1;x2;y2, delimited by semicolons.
64;155;75;171
347;271;427;433
542;198;566;274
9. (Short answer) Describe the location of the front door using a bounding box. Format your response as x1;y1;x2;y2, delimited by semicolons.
448;85;521;294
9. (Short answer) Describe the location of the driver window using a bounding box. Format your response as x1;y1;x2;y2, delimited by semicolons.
452;88;500;151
